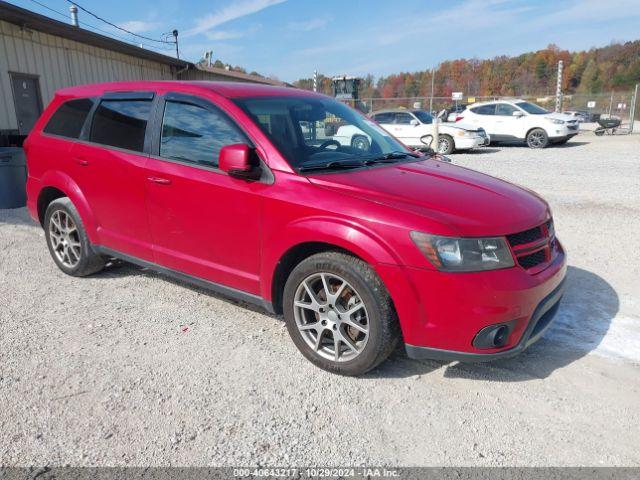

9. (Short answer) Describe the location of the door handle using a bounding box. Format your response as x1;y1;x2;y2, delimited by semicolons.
147;176;171;185
74;157;89;166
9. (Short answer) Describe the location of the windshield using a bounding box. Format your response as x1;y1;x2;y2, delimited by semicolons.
412;110;433;124
515;101;548;115
233;96;411;170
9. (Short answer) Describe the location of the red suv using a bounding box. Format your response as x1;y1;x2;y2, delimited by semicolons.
24;81;566;375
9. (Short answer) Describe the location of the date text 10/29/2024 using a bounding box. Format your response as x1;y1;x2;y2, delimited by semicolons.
233;467;400;478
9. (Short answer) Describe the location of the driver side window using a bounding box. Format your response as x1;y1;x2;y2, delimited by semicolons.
496;103;518;116
394;113;414;125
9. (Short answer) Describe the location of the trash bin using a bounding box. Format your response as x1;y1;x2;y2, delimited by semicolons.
0;147;27;209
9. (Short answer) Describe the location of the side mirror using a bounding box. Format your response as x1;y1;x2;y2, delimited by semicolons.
512;111;524;118
410;119;420;126
219;144;261;180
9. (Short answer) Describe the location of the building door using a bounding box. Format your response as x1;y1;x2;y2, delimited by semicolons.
10;73;43;135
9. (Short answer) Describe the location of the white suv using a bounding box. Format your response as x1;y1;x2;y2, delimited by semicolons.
457;100;579;148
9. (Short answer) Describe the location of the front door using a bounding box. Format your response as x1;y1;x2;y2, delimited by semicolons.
145;94;264;295
10;74;43;135
492;103;521;140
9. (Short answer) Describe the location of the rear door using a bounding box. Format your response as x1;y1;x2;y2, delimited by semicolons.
144;92;264;295
69;92;154;260
466;104;498;135
388;112;420;146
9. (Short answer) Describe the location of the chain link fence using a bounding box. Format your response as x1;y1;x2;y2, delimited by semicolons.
358;89;639;131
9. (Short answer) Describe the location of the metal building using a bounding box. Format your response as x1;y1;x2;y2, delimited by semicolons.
0;0;285;145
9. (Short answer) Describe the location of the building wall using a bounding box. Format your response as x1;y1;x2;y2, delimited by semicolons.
0;19;175;131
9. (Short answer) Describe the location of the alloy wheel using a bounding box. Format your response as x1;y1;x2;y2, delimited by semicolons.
49;210;82;268
528;131;546;147
293;272;369;362
438;137;450;154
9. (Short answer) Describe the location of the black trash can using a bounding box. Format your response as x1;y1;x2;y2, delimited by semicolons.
0;147;27;209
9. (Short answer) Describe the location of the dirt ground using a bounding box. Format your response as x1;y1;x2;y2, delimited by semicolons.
1;133;639;467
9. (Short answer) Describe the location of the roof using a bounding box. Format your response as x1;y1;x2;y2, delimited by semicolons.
0;0;186;67
54;80;316;99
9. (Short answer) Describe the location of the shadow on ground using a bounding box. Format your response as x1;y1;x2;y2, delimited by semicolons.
370;266;618;381
0;207;37;228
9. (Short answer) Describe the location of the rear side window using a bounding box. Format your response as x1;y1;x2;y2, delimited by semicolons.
160;100;245;168
372;112;394;124
43;98;94;138
90;99;152;152
471;104;496;115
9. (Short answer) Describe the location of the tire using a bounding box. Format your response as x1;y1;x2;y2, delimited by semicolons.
594;128;605;136
437;134;455;155
351;135;370;151
526;128;549;148
283;252;400;376
44;197;105;277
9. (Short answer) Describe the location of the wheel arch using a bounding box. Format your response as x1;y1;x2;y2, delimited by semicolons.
263;218;401;314
37;171;99;242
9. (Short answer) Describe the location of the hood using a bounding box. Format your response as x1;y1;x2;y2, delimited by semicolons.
308;159;549;236
543;111;576;122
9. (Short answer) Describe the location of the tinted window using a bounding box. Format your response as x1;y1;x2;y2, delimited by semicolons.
372;112;394;124
160;100;245;168
496;103;518;116
471;104;496;115
394;113;414;124
515;101;548;115
90;100;152;152
412;111;433;124
43;98;94;138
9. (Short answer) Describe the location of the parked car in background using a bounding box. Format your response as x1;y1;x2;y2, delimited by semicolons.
446;104;468;122
25;81;566;376
336;109;489;154
563;110;588;123
457;100;579;148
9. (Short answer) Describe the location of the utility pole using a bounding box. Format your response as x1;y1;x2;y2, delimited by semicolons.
629;83;639;133
429;67;436;113
555;60;563;112
172;29;179;60
313;70;317;92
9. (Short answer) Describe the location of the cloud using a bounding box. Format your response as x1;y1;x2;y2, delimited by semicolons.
205;30;245;41
184;0;287;37
286;17;330;32
117;20;161;33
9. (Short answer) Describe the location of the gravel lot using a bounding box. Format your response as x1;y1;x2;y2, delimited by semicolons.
1;134;639;467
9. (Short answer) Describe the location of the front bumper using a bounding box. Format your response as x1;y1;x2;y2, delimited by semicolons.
455;135;487;150
549;124;579;139
405;277;565;362
375;246;567;362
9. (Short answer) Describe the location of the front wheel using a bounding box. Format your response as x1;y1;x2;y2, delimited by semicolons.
437;134;455;154
283;252;399;376
526;128;549;148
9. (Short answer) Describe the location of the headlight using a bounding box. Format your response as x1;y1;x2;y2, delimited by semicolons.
410;232;515;272
546;117;565;125
456;130;474;137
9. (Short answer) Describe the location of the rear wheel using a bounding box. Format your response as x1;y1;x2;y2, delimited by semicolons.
44;197;105;277
594;128;605;136
437;134;455;154
526;128;549;148
283;252;399;376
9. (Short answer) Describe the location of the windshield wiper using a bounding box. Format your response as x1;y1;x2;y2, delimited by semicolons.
299;160;364;172
362;151;421;164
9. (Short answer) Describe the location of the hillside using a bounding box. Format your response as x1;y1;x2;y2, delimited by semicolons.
295;40;640;98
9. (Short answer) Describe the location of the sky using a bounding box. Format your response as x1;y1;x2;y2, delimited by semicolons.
9;0;640;82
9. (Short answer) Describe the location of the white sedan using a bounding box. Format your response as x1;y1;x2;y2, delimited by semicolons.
334;109;489;154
